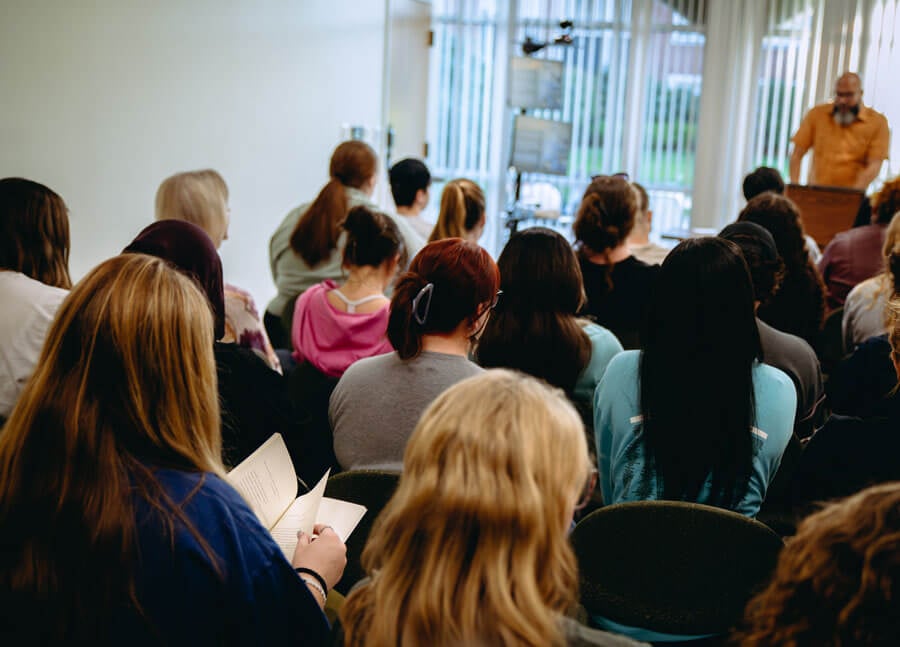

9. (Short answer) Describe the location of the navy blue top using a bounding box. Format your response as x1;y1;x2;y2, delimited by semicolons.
117;469;329;645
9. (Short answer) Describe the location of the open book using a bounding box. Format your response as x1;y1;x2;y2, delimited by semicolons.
226;433;367;560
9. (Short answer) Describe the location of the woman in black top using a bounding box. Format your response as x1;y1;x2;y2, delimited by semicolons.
738;193;826;349
573;176;658;349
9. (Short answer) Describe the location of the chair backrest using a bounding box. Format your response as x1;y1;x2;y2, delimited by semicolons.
324;470;400;595
571;500;783;635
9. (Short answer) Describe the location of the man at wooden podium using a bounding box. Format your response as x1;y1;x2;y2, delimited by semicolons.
789;72;890;191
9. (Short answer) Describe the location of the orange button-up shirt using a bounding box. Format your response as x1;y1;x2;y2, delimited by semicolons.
791;103;890;188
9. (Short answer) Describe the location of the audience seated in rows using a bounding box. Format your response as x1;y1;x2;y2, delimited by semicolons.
575;176;659;350
592;237;795;641
842;211;900;351
625;182;669;265
291;206;402;378
818;175;900;309
266;141;423;348
738;193;826;348
0;178;71;420
793;296;900;507
124;221;293;468
156;169;281;372
0;253;346;643
388;157;433;240
340;370;644;647
427;178;486;244
737;483;900;646
741;165;822;264
329;238;498;471
719;221;824;435
476;227;622;432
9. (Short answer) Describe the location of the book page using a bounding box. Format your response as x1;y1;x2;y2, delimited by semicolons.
316;497;368;542
270;469;330;559
226;433;297;529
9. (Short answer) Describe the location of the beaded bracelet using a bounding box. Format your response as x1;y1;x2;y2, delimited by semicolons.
295;567;328;596
298;574;327;604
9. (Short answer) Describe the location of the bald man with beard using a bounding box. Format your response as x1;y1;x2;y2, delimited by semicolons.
789;72;890;191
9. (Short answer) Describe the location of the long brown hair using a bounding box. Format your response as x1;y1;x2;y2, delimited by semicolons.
290;141;378;266
736;482;900;646
0;177;72;288
428;178;485;242
0;254;223;641
476;227;591;394
341;370;590;647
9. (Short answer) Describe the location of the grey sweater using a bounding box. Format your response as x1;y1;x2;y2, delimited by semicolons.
329;351;482;470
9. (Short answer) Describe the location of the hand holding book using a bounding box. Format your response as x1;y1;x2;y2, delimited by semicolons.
226;433;367;560
293;524;347;591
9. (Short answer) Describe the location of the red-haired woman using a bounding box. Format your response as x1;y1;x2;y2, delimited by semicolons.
329;238;500;471
266;141;424;348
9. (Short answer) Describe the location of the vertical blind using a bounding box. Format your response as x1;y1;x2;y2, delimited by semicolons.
428;0;900;249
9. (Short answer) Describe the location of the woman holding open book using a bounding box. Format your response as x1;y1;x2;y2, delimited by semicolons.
0;253;346;644
340;370;643;647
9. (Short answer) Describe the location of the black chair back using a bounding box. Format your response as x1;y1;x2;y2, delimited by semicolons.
571;500;783;636
324;470;400;595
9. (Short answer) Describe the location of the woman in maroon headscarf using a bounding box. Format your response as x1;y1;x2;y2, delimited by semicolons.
123;220;295;467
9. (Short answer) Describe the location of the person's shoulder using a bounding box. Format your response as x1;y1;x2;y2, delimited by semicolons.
846;274;882;301
299;280;330;303
754;360;795;388
582;321;624;349
605;349;640;376
151;469;254;523
862;104;889;125
340;351;398;381
754;362;798;417
758;318;817;356
809;102;835;118
0;271;68;303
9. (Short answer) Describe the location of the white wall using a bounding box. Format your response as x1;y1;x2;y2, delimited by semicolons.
0;0;387;309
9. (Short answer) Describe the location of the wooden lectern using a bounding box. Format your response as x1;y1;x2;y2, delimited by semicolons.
784;184;864;249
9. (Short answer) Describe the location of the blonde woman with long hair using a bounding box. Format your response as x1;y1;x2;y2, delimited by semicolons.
0;254;345;643
340;370;644;647
428;178;486;243
156;168;281;372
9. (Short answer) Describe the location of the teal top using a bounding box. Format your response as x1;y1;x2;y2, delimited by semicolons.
594;351;796;518
267;187;424;317
591;350;795;643
573;322;624;408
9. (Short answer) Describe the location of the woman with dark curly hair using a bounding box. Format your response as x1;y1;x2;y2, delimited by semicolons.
573;177;658;349
736;482;900;646
738;193;826;348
